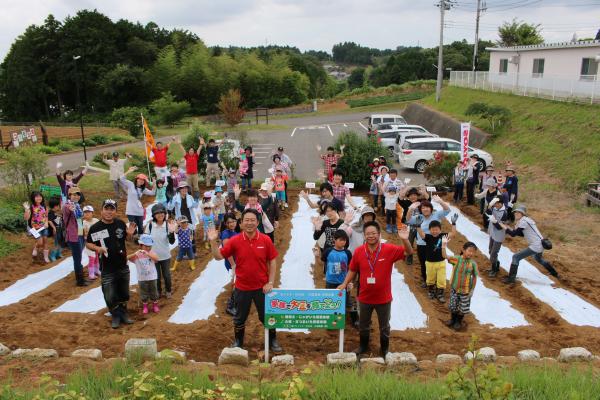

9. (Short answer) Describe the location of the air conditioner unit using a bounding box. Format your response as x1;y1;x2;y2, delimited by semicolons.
509;55;520;64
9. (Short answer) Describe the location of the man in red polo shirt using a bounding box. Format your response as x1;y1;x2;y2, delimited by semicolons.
207;209;283;353
152;137;175;180
338;221;412;358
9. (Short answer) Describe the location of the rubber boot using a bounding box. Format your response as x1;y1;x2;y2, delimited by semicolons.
111;308;121;329
119;304;134;325
406;254;413;266
427;285;436;299
226;292;237;316
349;310;360;329
152;301;160;313
56;249;62;259
385;224;392;234
170;260;179;272
75;272;89;287
436;288;446;303
32;246;38;258
354;333;370;355
502;264;519;284
453;314;464;330
446;312;458;327
231;326;245;348
49;249;57;262
379;335;390;358
142;303;149;315
488;261;499;277
190;259;196;271
269;330;283;353
43;250;50;263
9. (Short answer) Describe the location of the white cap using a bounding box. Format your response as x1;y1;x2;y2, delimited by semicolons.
260;183;270;191
83;205;94;212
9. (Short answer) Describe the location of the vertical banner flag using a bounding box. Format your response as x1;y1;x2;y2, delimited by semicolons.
460;122;470;167
142;116;155;162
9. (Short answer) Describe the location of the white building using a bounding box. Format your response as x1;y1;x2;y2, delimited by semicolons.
450;40;600;103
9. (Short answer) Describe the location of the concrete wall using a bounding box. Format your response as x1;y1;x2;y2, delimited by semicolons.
401;103;490;148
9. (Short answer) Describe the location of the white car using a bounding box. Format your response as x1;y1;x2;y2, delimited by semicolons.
398;137;493;173
365;114;407;131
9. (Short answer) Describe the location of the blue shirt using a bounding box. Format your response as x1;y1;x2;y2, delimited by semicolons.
206;146;219;163
323;247;352;285
408;209;451;246
220;229;239;270
201;213;216;231
177;227;193;249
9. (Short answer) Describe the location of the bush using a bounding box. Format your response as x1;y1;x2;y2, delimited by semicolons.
0;147;49;200
90;134;109;145
335;130;387;189
149;92;191;126
423;151;460;188
465;102;512;133
217;89;246;127
37;145;61;155
56;141;75;152
0;205;27;232
346;91;433;108
110;106;148;136
0;234;23;256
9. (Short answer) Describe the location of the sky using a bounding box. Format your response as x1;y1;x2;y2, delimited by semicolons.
1;0;599;59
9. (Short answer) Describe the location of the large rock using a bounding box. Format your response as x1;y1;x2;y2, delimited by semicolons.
0;343;10;356
558;347;593;362
218;347;249;366
71;349;103;361
326;352;357;367
360;357;385;370
464;347;497;362
158;349;186;364
517;350;540;362
124;338;157;360
11;348;58;359
386;352;418;367
436;354;462;365
271;354;294;366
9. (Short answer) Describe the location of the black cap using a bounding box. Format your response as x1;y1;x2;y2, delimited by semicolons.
277;146;284;151
102;199;117;209
112;151;119;157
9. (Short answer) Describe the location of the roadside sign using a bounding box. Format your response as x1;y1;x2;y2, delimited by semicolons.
305;182;316;189
39;185;62;199
344;182;355;189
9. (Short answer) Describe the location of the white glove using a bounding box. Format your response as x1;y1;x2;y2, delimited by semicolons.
56;162;63;169
489;215;497;224
507;202;513;208
404;178;411;185
316;145;322;152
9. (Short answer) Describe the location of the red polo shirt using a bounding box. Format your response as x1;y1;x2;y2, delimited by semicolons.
153;144;169;167
220;231;278;291
349;242;406;305
184;153;199;174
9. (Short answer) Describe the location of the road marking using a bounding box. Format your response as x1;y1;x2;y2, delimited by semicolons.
327;125;333;136
255;162;263;165
254;151;271;154
358;122;368;131
291;128;297;137
255;156;267;159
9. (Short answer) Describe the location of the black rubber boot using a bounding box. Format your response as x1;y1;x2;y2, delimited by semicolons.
446;312;458;327
502;264;519;284
111;308;121;329
406;254;413;266
427;285;436;299
269;330;283;353
231;326;244;348
349;311;360;329
488;261;499;277
436;288;446;303
119;304;134;325
76;272;89;287
354;333;370;355
379;335;389;358
543;262;559;278
226;292;237;316
453;314;464;330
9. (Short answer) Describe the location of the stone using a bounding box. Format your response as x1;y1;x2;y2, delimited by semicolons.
360;357;385;370
71;349;103;361
558;347;593;362
0;343;9;356
11;348;58;359
271;354;294;366
326;352;357;367
124;338;157;360
464;347;497;362
436;354;463;365
517;350;540;362
158;349;186;363
386;352;418;367
496;356;518;365
218;347;249;366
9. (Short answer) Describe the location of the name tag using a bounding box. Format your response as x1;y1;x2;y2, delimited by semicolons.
367;276;376;285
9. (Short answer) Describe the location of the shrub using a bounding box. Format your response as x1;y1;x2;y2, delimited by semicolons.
0;147;49;200
149;92;191;127
335;130;387;189
37;145;61;155
0;234;23;256
56;141;75;152
423;151;460;188
346;91;432;108
90;134;109;145
217;89;246;127
0;205;27;232
110;106;148;136
465;102;512;133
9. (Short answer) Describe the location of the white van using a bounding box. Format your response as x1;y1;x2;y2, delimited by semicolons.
365;114;406;131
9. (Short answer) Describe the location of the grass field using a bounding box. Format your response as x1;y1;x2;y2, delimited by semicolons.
421;87;600;192
346;91;433;108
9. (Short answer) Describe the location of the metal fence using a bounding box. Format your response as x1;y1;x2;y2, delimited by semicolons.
449;71;600;104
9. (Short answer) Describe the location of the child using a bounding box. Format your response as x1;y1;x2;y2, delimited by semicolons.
271;167;288;209
369;175;380;212
201;203;217;249
313;203;344;273
238;151;249;190
128;234;160;314
383;185;399;234
442;240;479;330
47;196;63;261
220;213;240;316
225;192;236;214
82;205;100;279
485;196;508;277
226;168;238;194
202;191;213;206
23;191;50;263
212;186;226;224
155;178;168;207
322;230;359;329
416;215;458;302
56;162;86;202
172;217;195;272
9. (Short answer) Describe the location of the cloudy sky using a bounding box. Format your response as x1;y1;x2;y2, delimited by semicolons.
1;0;598;58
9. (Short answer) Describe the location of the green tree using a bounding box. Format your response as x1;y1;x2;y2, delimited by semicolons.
110;106;147;136
347;67;366;89
99;64;147;107
498;19;544;47
149;92;191;126
0;147;49;199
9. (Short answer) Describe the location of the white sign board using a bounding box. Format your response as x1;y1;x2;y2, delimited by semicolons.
305;182;316;189
344;182;355;189
426;186;437;192
215;180;225;187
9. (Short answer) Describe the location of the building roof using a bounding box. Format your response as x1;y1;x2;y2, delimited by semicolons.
486;40;600;52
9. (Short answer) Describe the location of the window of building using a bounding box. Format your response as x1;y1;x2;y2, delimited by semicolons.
581;58;599;80
532;59;545;78
499;59;508;74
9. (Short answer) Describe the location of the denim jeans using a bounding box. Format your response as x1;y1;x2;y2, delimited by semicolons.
453;183;464;202
177;247;195;261
155;259;172;293
101;268;130;312
241;177;252;190
67;241;83;275
511;247;557;276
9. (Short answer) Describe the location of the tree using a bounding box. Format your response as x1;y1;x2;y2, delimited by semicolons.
347;67;366;90
217;89;245;127
497;19;543;47
0;147;48;199
110;106;147;136
149;92;191;126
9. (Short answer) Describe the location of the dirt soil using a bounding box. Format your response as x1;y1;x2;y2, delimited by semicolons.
1;188;600;377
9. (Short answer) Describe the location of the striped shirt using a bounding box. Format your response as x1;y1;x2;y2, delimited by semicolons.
448;256;478;295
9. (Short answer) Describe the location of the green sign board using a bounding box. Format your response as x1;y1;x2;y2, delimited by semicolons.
39;185;62;199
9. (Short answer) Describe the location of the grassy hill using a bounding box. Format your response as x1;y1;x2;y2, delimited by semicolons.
421;87;600;193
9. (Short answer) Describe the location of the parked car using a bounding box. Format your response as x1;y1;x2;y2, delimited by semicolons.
374;125;438;155
365;114;407;131
398;137;493;173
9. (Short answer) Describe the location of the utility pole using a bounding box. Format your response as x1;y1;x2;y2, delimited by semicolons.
472;0;486;83
73;55;87;162
435;0;453;102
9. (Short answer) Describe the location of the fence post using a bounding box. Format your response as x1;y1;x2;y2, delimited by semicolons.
592;78;596;105
552;78;556;100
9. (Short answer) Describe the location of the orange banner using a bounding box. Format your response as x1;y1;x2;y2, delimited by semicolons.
143;116;155;162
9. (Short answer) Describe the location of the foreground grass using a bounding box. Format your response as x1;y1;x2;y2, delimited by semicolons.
1;359;599;400
0;234;22;257
421;87;600;192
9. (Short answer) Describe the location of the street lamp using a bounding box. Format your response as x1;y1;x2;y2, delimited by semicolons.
73;55;87;162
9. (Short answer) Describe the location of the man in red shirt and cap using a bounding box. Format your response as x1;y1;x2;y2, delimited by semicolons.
338;221;412;358
207;208;283;353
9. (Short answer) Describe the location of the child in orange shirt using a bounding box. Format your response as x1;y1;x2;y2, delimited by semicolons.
271;167;288;209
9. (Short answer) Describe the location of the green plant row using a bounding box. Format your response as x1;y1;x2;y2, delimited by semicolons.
346;91;433;108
